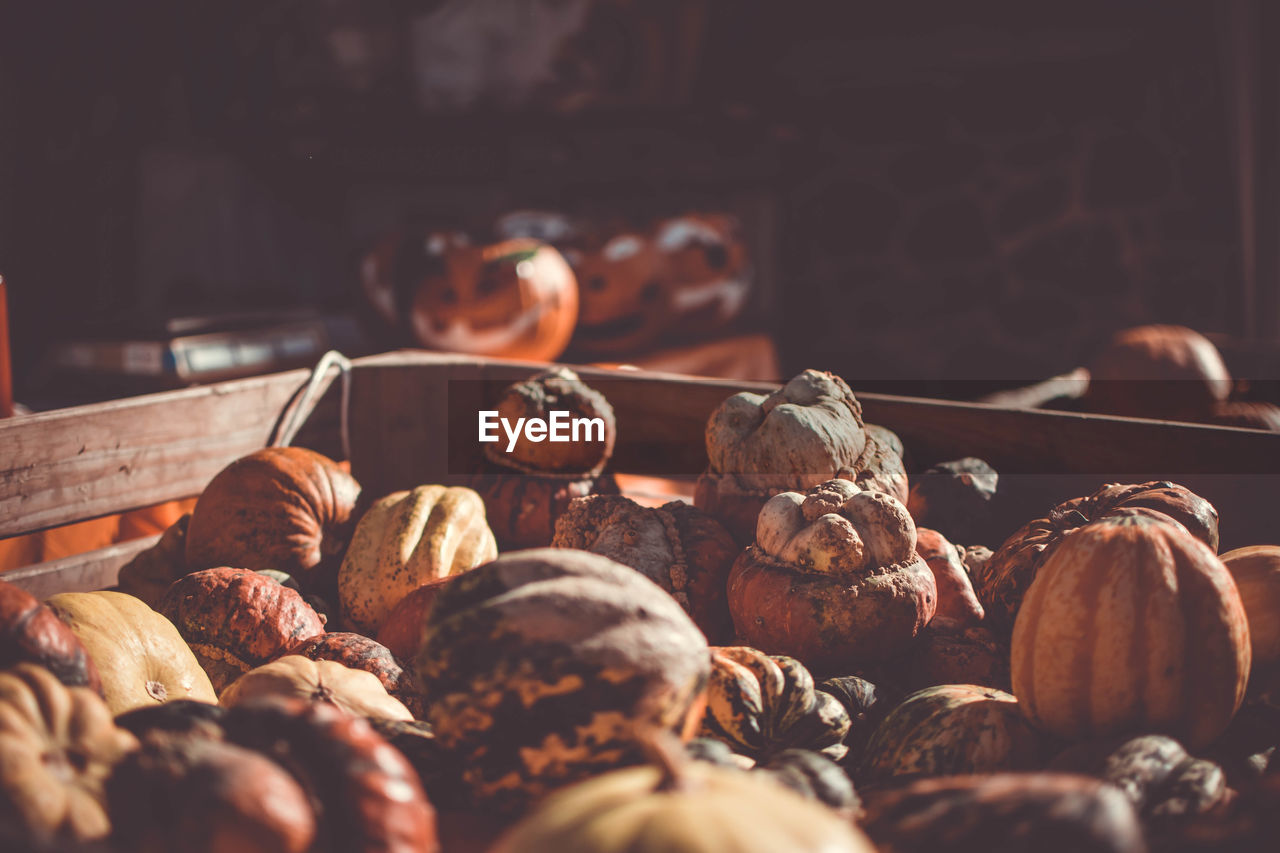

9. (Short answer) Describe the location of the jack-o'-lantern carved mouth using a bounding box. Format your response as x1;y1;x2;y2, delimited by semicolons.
574;311;651;341
669;276;750;318
412;303;545;354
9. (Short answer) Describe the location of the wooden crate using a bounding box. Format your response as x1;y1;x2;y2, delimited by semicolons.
4;349;1280;598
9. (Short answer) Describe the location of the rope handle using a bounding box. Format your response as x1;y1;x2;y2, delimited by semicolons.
270;350;353;459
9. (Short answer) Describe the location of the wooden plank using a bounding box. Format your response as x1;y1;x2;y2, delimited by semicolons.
2;535;158;598
0;366;343;539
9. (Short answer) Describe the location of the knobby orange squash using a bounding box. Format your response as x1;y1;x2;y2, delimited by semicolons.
1012;511;1250;749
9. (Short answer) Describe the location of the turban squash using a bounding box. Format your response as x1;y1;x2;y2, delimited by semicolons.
727;479;936;674
415;548;711;811
220;655;413;722
695;370;908;543
1011;510;1250;750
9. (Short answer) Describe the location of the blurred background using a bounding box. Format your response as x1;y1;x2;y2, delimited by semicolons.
1;0;1277;407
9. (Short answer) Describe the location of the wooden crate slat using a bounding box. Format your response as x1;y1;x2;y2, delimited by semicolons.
0;366;342;539
2;535;158;598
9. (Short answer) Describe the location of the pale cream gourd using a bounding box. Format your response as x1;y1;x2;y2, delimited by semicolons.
220;655;413;721
44;590;217;714
338;484;497;636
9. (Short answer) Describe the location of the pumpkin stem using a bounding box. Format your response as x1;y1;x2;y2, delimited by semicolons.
637;727;693;793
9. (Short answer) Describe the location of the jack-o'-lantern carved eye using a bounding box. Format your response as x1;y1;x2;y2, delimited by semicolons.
587;275;607;292
641;281;662;303
476;271;504;298
702;241;729;271
438;286;458;306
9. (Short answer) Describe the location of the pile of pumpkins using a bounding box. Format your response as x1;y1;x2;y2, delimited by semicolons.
2;367;1279;853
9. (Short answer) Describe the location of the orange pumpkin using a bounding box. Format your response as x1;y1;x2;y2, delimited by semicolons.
408;237;578;362
1085;324;1232;421
1220;545;1280;671
650;213;751;336
566;228;667;354
1012;510;1251;749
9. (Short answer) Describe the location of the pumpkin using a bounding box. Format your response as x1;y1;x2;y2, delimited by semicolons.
375;575;455;663
471;368;620;549
975;480;1220;630
860;684;1047;782
415;548;711;810
694;369;908;543
116;513;191;608
860;773;1145;853
338;484;497;636
727;479;936;674
565;227;668;354
757;748;860;814
44;591;216;714
220;655;413;721
914;527;984;630
107;733;316;853
699;646;850;761
650;213;752;339
490;750;874;853
905;625;1011;693
1011;511;1251;750
1049;734;1228;821
1221;545;1280;671
906;457;998;545
115;699;226;741
221;698;439;853
1085;324;1232;420
0;664;138;843
159;568;326;693
360;229;471;339
408;237;578;362
1209;400;1280;431
472;471;618;551
184;447;362;583
552;494;738;642
287;633;425;719
817;675;901;765
0;579;100;692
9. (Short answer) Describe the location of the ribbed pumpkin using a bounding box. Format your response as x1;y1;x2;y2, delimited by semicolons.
860;684;1047;782
1012;511;1251;750
415;549;711;811
0;664;139;843
976;480;1220;630
45;591;217;714
552;494;739;643
0;579;100;692
490;752;875;853
337;485;497;636
1220;545;1280;670
699;646;851;761
221;656;413;722
727;479;936;674
159;567;326;693
185;447;362;582
286;633;424;719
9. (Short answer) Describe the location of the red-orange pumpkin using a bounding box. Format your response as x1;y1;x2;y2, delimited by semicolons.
0;579;101;692
408;237;578;362
1012;511;1251;749
1085;324;1232;421
185;447;362;584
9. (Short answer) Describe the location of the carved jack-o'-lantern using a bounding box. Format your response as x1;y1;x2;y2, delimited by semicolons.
362;231;579;362
570;213;751;355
